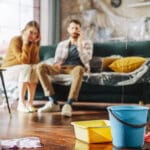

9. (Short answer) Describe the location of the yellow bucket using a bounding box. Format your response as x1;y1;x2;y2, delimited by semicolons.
71;120;112;143
75;139;113;150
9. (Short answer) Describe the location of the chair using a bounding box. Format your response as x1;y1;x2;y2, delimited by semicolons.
0;68;11;114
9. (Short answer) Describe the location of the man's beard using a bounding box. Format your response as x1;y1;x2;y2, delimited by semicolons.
71;33;79;39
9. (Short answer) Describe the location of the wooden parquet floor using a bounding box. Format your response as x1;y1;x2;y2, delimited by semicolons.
0;101;150;150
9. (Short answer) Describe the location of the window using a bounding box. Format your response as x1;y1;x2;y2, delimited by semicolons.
0;0;40;58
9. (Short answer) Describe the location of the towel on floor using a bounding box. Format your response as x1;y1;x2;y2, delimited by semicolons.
0;137;42;149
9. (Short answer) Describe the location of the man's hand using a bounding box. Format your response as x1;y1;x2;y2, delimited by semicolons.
53;63;62;70
77;30;83;41
77;30;85;47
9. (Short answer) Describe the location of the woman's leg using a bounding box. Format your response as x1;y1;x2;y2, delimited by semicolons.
17;82;28;112
26;83;37;107
18;64;32;106
18;82;28;104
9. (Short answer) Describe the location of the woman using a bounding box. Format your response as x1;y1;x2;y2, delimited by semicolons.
2;21;40;112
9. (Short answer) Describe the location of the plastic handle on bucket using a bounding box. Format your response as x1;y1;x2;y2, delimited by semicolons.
109;109;146;128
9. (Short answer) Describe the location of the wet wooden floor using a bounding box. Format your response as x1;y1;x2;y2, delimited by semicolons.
0;101;150;150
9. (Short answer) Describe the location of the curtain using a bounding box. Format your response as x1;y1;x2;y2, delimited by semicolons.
40;0;60;45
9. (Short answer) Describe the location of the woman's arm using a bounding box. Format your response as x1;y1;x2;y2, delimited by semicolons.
10;37;32;64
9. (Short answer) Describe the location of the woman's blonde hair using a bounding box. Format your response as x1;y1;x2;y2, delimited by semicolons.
22;20;40;34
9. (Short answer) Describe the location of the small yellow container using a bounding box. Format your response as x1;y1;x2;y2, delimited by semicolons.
71;120;112;143
75;139;113;150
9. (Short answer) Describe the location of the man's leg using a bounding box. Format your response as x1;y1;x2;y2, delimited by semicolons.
68;66;85;100
36;63;60;112
61;66;85;117
36;63;56;96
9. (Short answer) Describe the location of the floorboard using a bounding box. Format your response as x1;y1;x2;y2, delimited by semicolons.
0;101;150;150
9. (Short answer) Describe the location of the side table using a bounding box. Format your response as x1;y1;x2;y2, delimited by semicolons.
0;68;11;114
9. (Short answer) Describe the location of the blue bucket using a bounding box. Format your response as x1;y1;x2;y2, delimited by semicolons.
107;105;149;149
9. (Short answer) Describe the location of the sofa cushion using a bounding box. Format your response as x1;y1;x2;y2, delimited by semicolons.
102;56;121;71
90;55;121;72
109;56;146;73
39;45;57;61
42;58;55;65
90;57;102;73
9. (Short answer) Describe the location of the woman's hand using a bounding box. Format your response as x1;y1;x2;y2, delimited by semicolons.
22;29;41;44
22;30;30;45
32;34;41;43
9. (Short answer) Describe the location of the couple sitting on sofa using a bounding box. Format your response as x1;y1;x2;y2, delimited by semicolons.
2;19;93;117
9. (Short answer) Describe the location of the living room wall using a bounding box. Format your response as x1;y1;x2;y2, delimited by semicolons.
60;0;150;42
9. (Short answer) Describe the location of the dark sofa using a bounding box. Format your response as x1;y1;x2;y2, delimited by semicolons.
36;40;150;104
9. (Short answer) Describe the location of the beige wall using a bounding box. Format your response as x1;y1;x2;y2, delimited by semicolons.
60;0;150;41
61;0;77;39
105;0;150;18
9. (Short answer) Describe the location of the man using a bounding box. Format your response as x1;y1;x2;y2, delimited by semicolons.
37;19;93;117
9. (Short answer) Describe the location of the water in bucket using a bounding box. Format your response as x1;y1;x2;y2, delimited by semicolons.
107;105;149;149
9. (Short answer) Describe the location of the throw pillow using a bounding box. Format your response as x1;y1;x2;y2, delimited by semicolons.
102;56;121;71
109;56;146;73
90;55;122;72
